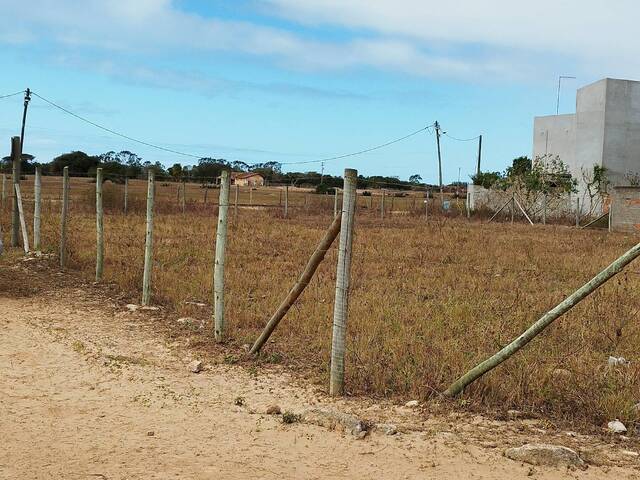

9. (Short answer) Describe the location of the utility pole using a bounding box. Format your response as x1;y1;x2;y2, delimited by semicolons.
434;121;443;203
20;88;31;154
320;161;325;185
476;134;482;176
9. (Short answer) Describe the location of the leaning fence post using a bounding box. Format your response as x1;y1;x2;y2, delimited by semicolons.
213;170;231;342
141;171;155;306
124;177;129;215
59;166;70;268
33;167;41;252
95;168;104;282
251;213;342;355
329;168;358;396
10;136;20;247
14;184;29;254
445;240;640;396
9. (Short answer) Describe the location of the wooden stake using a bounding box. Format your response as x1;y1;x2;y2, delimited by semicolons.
381;190;385;219
59;167;70;268
542;193;547;225
334;188;339;217
445;240;640;396
1;173;6;210
14;184;29;253
10;136;20;247
284;185;289;218
181;180;186;214
487;197;512;223
124;177;128;215
33;167;41;252
214;170;231;342
575;198;580;227
513;196;534;225
329;168;358;396
234;184;239;219
141;171;155;306
250;214;342;355
95;168;104;281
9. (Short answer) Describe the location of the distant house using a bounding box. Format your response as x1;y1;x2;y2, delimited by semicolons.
230;172;264;187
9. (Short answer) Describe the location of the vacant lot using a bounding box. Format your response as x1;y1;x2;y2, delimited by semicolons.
2;176;640;429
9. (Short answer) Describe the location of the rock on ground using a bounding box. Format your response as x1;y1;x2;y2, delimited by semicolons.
301;408;369;439
188;360;203;373
504;443;585;468
607;420;627;434
266;404;281;415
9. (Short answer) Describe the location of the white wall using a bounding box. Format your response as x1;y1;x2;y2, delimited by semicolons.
603;79;640;185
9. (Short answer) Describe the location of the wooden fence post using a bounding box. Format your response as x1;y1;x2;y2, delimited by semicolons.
425;197;429;221
249;186;253;206
124;177;129;215
213;170;231;342
575;198;580;227
329;168;358;396
59;166;70;268
181;180;186;214
141;171;155;306
251;214;342;355
95;168;104;282
1;173;6;210
14;184;29;253
33;167;41;252
445;240;640;397
234;184;239;219
10;136;21;247
334;188;339;216
381;190;385;219
542;193;547;225
284;185;289;218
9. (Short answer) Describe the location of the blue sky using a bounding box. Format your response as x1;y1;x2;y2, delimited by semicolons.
1;0;638;183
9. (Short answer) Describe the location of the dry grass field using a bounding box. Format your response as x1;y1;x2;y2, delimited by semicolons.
2;175;640;429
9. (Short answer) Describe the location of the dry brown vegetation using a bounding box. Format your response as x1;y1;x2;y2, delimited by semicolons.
3;175;640;430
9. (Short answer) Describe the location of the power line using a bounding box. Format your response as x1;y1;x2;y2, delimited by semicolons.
31;91;202;159
443;132;481;142
0;90;25;100
30;90;430;167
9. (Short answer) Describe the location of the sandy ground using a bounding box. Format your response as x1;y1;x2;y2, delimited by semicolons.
2;260;640;479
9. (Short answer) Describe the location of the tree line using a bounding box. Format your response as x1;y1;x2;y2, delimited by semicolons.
1;149;441;190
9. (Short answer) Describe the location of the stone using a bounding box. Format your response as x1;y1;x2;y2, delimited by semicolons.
126;304;139;312
177;317;204;329
188;360;203;373
147;431;155;437
376;423;398;435
302;408;369;439
622;450;639;457
266;404;281;415
141;305;160;311
404;400;419;408
504;444;585;468
607;419;627;434
608;356;629;367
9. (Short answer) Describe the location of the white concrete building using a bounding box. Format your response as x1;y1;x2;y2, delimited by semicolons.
533;78;640;212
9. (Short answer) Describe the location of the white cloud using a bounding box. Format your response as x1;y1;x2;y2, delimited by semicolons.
2;0;638;82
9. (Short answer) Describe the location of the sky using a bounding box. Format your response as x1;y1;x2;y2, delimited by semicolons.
1;0;639;183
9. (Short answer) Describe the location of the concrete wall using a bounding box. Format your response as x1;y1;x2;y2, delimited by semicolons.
603;79;640;185
610;186;640;233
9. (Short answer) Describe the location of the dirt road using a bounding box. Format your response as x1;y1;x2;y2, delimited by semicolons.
1;261;639;479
